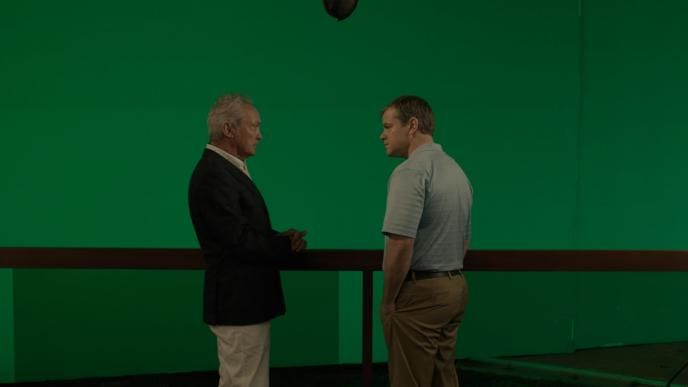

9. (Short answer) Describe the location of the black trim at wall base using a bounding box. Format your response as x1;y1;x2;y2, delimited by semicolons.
1;365;387;387
0;362;608;387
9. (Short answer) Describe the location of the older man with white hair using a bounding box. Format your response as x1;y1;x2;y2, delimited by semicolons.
188;94;307;387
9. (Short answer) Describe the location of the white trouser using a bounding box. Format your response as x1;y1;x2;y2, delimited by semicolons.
210;321;271;387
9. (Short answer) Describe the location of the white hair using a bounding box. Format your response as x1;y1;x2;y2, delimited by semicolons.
207;94;253;142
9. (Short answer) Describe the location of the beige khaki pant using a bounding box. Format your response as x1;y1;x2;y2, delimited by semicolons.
383;273;468;387
210;322;271;387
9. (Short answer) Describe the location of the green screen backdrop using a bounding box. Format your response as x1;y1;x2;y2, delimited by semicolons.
1;0;687;383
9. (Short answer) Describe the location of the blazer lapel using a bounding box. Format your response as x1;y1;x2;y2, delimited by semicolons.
205;150;271;221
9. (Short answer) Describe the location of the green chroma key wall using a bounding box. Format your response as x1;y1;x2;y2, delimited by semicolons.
1;0;687;383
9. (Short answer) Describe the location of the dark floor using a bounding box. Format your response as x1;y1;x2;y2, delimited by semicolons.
0;367;600;387
492;341;688;387
4;342;688;387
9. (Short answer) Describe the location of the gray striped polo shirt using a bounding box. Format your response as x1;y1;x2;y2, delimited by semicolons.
382;143;473;271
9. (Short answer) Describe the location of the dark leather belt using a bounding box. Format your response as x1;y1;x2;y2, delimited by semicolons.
405;269;463;282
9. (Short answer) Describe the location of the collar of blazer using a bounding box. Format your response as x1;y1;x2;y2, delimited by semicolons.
204;149;266;204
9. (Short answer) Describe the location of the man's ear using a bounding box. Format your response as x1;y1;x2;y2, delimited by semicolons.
222;123;234;138
408;117;419;137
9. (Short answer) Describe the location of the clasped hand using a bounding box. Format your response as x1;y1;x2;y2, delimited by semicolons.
280;229;308;252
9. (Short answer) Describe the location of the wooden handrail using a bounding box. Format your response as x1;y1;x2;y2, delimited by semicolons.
1;248;688;271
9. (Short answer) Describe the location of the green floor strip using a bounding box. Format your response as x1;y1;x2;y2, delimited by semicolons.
466;357;687;387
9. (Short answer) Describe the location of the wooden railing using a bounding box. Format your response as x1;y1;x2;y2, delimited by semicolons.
2;248;688;271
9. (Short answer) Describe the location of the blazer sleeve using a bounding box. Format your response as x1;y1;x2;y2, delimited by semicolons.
200;173;293;265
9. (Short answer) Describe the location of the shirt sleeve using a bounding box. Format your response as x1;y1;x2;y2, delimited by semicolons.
465;183;473;241
382;167;426;238
465;210;472;241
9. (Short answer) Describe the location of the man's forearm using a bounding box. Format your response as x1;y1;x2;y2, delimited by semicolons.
381;236;414;306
